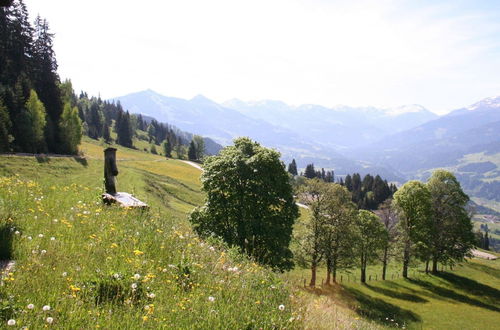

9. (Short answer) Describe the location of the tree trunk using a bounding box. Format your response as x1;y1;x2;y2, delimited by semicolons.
382;246;388;280
432;257;438;273
310;262;317;287
325;257;331;286
403;241;410;279
360;254;366;283
425;260;429;274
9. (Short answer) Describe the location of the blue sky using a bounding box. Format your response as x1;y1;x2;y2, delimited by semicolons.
25;0;500;114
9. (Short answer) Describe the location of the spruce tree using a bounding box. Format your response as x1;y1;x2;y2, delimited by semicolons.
188;140;197;160
162;139;172;158
287;159;298;176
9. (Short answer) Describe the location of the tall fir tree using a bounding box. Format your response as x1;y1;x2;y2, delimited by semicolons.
287;159;298;176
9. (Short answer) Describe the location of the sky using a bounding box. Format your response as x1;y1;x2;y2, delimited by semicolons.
24;0;500;114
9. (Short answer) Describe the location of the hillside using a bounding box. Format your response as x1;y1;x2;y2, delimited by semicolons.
2;140;499;328
0;141;297;328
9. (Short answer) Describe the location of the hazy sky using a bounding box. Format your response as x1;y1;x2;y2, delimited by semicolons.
24;0;500;114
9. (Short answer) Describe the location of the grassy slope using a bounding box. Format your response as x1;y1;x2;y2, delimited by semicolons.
288;209;500;330
0;140;298;328
2;139;500;329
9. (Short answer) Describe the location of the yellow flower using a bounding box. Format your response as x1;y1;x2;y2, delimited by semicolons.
133;250;144;256
110;243;118;249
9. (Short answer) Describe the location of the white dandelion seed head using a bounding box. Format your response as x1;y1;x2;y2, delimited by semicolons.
144;305;150;311
162;268;168;273
133;273;141;280
34;216;38;219
14;231;20;235
50;237;55;241
131;283;138;289
41;249;47;254
46;317;53;324
113;273;120;279
62;272;67;277
7;319;16;326
208;296;215;302
27;236;32;240
147;293;156;299
278;304;285;311
27;303;34;309
209;246;215;251
42;305;51;311
38;234;43;238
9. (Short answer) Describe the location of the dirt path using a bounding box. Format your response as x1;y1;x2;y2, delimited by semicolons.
471;249;498;260
181;160;203;171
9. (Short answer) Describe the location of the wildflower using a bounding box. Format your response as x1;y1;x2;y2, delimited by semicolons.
208;296;215;302
134;273;141;280
27;236;32;240
279;304;285;311
147;293;156;299
53;219;58;223
131;283;138;289
46;317;54;324
162;268;168;273
14;231;20;235
38;233;44;238
7;319;16;326
144;305;150;311
209;246;215;251
41;249;47;255
113;273;120;279
27;303;35;310
50;237;55;241
62;272;67;277
133;250;144;256
42;305;51;311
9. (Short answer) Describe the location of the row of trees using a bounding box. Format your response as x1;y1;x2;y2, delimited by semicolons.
0;1;81;154
296;169;475;285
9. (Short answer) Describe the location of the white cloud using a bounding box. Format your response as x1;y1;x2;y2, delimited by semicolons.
25;0;500;114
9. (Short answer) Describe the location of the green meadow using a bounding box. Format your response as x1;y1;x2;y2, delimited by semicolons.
1;139;499;329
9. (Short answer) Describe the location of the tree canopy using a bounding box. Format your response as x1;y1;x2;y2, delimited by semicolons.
189;137;299;271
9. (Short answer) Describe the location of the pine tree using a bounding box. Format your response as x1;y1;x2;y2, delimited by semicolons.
287;159;298;176
304;163;316;179
102;123;112;144
188;140;197;160
32;15;61;152
162;139;172;158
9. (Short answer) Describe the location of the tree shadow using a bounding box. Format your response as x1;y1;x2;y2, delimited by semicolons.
35;155;50;163
345;287;421;326
364;283;428;303
73;156;88;167
466;262;500;279
0;223;13;260
408;278;500;312
436;272;500;306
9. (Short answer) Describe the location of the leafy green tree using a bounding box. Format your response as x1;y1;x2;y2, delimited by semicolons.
322;184;357;284
393;181;432;278
356;210;388;283
376;199;399;280
102;123;112;144
426;170;475;272
59;102;82;154
296;179;329;286
193;135;205;160
24;89;46;153
189;137;299;271
150;144;157;154
288;159;298;176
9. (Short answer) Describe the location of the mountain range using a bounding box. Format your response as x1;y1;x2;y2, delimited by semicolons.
112;90;500;211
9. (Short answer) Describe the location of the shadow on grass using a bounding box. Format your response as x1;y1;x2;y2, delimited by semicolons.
0;223;13;260
408;277;500;312
436;272;500;306
466;262;500;279
73;156;88;167
364;283;428;303
345;287;421;326
35;155;50;163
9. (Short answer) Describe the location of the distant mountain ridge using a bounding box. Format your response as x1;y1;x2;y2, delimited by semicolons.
112;89;500;210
